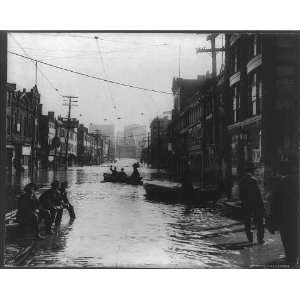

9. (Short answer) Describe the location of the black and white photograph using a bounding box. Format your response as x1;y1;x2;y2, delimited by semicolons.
0;29;299;270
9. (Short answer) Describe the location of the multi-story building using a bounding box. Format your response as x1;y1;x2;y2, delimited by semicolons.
38;111;56;168
168;73;227;187
169;76;206;182
225;33;300;195
6;84;41;171
55;117;78;166
77;124;103;165
89;123;115;160
150;116;170;169
123;124;147;159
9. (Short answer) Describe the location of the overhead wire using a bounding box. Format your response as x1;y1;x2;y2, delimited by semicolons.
9;34;62;97
26;32;171;47
94;37;117;115
8;50;172;95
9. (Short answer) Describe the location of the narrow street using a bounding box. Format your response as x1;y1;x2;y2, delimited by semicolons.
5;159;285;268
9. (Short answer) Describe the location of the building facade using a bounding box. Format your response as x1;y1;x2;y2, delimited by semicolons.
77;124;103;165
6;84;41;172
38;111;56;168
150;116;170;169
169;77;206;183
225;33;300;196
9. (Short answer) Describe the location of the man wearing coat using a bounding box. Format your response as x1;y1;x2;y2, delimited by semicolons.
239;162;265;244
268;161;298;267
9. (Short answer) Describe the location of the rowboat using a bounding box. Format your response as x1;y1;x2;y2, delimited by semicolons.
102;173;143;185
143;180;220;203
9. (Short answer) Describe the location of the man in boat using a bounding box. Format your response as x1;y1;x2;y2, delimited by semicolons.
268;160;298;266
239;162;265;244
119;168;127;179
131;163;141;181
16;183;48;239
39;180;63;231
111;166;118;177
60;181;76;220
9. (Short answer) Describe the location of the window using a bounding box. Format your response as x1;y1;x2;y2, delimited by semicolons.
232;86;240;123
249;35;262;58
19;115;23;135
7;116;11;135
232;47;239;73
248;71;262;116
251;73;257;115
258;78;262;113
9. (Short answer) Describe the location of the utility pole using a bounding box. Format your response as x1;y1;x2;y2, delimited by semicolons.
0;32;7;267
30;104;38;182
35;60;38;86
62;95;78;170
147;132;150;166
196;33;225;77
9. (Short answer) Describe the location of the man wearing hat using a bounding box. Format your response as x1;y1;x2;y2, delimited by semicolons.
60;181;76;220
268;160;298;266
16;183;47;239
39;180;63;232
239;161;265;244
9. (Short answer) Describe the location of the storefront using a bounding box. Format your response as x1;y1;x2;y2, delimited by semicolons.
21;145;31;169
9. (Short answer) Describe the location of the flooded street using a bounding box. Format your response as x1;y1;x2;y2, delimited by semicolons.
5;159;284;268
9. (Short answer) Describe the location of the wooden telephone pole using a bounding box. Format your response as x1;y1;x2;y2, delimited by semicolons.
196;34;225;187
62;96;78;170
196;33;225;77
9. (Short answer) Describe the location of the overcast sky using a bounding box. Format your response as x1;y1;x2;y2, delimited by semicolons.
7;32;224;131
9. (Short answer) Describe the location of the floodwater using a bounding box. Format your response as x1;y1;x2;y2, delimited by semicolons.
6;159;273;268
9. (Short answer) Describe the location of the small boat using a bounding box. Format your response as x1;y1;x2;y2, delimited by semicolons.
143;180;220;203
143;181;182;201
102;173;143;185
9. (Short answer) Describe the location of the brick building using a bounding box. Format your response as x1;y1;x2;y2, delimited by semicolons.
150;116;170;169
168;76;206;182
225;33;300;196
38;111;56;168
6;84;41;172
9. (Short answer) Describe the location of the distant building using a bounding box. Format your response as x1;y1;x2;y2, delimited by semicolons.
55;116;79;166
38;111;56;168
123;124;147;158
150;116;170;169
89;123;115;139
77;124;103;165
89;123;115;160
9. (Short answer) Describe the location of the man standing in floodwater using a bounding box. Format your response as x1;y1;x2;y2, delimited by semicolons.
268;161;298;267
181;162;194;202
239;162;265;244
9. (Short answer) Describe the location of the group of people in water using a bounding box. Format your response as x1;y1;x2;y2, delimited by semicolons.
109;163;141;181
16;180;75;239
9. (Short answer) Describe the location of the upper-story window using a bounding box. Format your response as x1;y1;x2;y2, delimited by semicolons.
7;116;11;135
232;86;240;123
248;71;262;116
233;47;239;73
251;73;257;115
249;35;262;59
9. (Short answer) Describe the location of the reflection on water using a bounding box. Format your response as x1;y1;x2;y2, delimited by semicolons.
7;159;238;268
